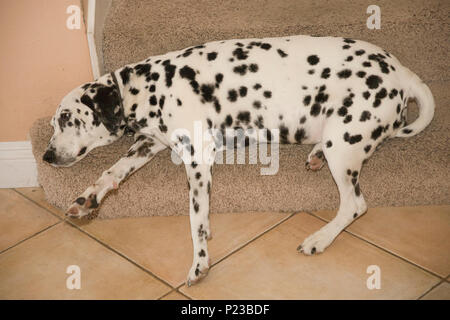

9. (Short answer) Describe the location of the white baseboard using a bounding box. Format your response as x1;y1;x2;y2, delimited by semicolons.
0;141;39;188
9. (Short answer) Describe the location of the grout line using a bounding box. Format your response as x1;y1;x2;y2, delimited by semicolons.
303;210;446;280
173;212;296;297
157;289;176;300
416;279;446;300
176;289;193;300
158;288;192;300
210;212;296;268
63;219;177;291
0;221;62;255
13;189;64;221
9;188;447;297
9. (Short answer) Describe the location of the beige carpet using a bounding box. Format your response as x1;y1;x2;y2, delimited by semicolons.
29;0;450;219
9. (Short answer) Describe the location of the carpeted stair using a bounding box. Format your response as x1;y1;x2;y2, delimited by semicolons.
30;0;450;219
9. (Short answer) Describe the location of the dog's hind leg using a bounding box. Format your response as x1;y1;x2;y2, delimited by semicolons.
66;135;166;218
298;130;368;255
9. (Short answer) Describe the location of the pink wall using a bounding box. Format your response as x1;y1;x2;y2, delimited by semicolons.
0;0;93;142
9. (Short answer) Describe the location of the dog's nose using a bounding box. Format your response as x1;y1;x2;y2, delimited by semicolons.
43;150;56;164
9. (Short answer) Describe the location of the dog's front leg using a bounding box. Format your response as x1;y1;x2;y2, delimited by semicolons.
66;135;166;218
185;161;213;286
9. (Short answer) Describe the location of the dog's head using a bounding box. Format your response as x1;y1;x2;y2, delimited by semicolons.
43;76;125;167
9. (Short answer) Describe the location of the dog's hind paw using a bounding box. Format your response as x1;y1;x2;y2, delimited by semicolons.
298;227;335;255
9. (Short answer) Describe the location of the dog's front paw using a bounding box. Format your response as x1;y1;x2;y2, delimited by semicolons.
297;228;334;255
186;257;210;287
66;194;99;219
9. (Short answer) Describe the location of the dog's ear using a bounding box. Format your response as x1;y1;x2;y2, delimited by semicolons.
80;82;124;134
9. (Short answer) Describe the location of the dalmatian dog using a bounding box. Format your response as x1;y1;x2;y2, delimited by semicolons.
43;35;434;286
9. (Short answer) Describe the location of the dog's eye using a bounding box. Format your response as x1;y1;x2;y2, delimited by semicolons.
61;113;70;121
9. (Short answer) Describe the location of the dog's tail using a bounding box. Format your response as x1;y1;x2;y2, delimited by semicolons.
395;67;435;138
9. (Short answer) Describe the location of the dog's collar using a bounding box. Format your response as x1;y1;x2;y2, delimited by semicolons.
110;71;135;136
110;71;123;110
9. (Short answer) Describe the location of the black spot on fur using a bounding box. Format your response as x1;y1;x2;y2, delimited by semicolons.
344;115;353;123
403;128;412;134
163;61;177;87
232;47;249;60
237;111;251;124
200;84;215;102
371;126;384;140
337;69;352;79
338;107;348;117
233;64;247;75
215;73;223;87
179;65;196;81
355;183;361;196
363;91;371;100
129;87;139;95
366;75;383;89
360;111;371;121
249;64;259;72
207;52;218;61
321;68;330;79
294;128;306;143
228;89;238;102
119;67;133;85
389;89;398;99
279;125;289;143
277;49;288;57
149;95;157;105
344;132;362;144
263;91;272;98
303;95;311;106
307;55;320;65
239;86;248;97
310;103;321;116
356;71;366;78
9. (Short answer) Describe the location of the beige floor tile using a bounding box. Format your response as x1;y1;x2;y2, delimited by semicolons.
15;187;64;218
74;212;290;287
0;223;170;299
0;189;60;252
421;282;450;300
180;213;439;299
161;290;189;300
314;206;450;277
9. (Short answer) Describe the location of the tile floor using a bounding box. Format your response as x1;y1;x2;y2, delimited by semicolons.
0;187;448;300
